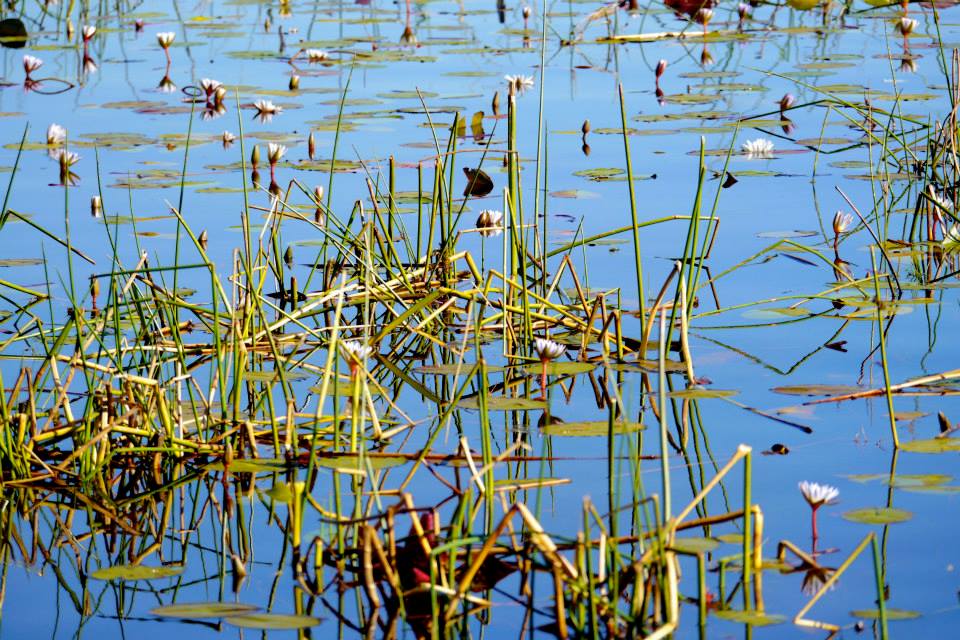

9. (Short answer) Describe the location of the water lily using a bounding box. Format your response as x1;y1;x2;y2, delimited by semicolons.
304;48;328;62
222;131;236;149
199;78;222;100
737;3;751;20
694;8;713;29
23;55;43;77
832;211;853;236
533;337;566;398
46;123;66;146
799;481;839;541
156;31;175;62
778;93;795;111
476;209;504;236
90;195;102;217
655;59;667;80
82;25;96;42
741;138;774;159
253;99;282;122
83;55;97;74
504;74;534;95
135;18;144;32
55;150;80;185
267;143;286;183
942;223;960;253
341;340;374;377
896;16;917;37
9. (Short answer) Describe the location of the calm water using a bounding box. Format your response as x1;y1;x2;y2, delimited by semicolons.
1;0;960;637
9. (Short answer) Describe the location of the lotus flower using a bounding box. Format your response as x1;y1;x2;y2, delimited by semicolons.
799;481;839;541
741;138;774;159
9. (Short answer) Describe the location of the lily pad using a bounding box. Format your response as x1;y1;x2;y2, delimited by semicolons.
670;537;720;554
458;396;546;410
522;362;595;375
541;421;644;436
713;610;786;626
842;507;913;524
225;613;321;629
152;602;259;618
668;388;737;399
92;565;184;581
899;438;960;453
851;608;921;620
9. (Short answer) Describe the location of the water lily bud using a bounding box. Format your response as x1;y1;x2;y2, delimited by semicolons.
308;132;316;160
581;119;590;136
198;229;209;251
66;20;74;40
897;16;917;36
91;195;102;217
655;59;667;79
522;5;531;20
778;93;795;111
289;74;300;90
251;145;260;168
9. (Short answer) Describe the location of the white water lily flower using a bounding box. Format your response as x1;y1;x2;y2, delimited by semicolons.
798;481;839;509
304;48;328;62
741;138;775;159
222;131;236;146
832;211;853;236
46;123;66;146
942;224;960;253
55;149;80;167
897;16;917;36
23;55;43;75
199;78;222;97
156;31;176;48
694;8;713;25
82;25;97;41
533;337;566;361
341;339;374;361
267;143;287;164
504;74;535;94
476;209;504;236
253;99;281;115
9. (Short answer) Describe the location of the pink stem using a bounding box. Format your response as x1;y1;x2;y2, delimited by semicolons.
811;505;820;542
540;360;547;399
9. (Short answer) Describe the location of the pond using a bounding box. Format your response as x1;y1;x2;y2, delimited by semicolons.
0;0;959;637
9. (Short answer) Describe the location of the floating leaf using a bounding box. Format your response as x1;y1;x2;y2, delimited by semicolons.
670;537;720;553
92;565;184;581
899;437;960;453
462;167;493;196
668;388;737;399
522;362;595;375
458;396;546;410
415;363;503;375
312;455;407;471
772;384;862;396
206;458;287;473
842;507;913;524
713;610;786;626
851;608;920;620
152;603;259;619
226;613;321;629
541;421;644;436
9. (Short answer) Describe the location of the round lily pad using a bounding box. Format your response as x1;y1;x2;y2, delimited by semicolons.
842;507;913;525
713;610;786;626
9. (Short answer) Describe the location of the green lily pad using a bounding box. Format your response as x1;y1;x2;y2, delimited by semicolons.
851;608;920;620
312;455;407;471
899;438;960;453
152;602;259;618
522;362;595;375
206;458;288;473
541;421;644;436
225;613;321;629
842;507;913;524
670;537;720;554
92;565;184;581
458;396;546;410
772;384;862;396
713;610;786;626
